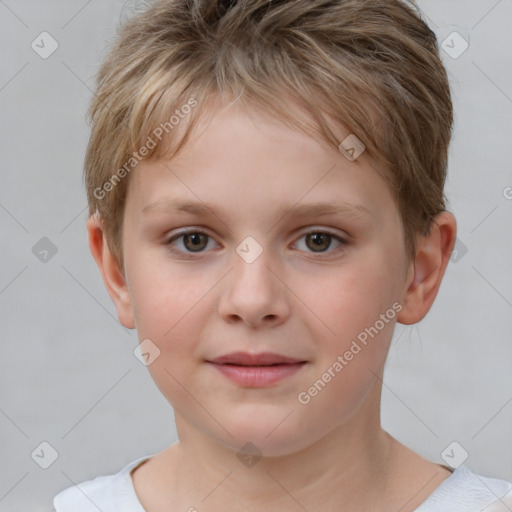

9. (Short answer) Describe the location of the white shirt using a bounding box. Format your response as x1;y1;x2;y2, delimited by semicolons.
54;455;512;512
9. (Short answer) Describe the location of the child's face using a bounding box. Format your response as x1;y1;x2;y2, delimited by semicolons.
118;101;414;455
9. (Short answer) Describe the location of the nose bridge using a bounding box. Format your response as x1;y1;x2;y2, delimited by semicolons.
218;234;289;326
232;235;278;298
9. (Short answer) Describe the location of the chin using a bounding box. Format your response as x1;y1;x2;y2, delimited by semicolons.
214;415;316;459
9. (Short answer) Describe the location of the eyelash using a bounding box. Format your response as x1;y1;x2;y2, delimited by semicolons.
164;228;349;259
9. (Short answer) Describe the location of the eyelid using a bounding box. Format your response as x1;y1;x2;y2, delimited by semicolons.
295;226;349;241
291;227;349;258
165;228;218;253
164;225;350;258
165;225;350;241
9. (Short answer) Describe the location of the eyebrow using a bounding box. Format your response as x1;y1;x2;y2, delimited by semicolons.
142;198;372;224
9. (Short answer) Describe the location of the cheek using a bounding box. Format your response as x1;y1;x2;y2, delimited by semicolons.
126;260;214;391
307;259;399;339
127;253;212;337
297;318;396;425
300;254;400;402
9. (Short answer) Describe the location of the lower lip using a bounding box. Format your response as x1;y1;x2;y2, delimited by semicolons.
207;362;306;387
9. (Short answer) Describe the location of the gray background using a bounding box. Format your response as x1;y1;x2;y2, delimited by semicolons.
1;0;511;510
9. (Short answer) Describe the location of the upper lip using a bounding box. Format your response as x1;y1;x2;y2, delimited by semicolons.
207;352;306;366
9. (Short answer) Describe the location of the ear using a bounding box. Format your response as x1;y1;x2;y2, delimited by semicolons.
397;211;457;325
86;214;135;329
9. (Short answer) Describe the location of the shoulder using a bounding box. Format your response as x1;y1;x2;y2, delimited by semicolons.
53;456;152;512
416;465;512;512
53;473;116;512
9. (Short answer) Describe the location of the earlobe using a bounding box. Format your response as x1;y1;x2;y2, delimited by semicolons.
86;214;135;329
397;211;457;325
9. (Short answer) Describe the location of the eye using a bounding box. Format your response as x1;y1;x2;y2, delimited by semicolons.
165;229;217;257
165;228;347;258
293;229;347;255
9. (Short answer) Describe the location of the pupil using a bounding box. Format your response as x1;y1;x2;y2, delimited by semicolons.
186;233;206;251
308;233;330;251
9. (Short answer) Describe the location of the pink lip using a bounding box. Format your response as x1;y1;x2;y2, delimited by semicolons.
206;352;307;388
208;351;305;366
207;362;306;387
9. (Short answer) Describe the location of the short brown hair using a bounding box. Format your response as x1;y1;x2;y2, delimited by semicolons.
84;0;453;271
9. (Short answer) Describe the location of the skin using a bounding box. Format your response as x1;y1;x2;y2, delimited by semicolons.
88;97;457;512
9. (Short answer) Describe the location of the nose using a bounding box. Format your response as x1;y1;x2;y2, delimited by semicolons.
217;244;291;328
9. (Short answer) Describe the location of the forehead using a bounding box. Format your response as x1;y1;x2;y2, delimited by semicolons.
126;99;397;226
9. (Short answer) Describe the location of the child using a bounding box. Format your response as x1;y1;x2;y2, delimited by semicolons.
54;0;512;510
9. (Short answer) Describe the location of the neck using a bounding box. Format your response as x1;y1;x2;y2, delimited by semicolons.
132;378;451;512
164;383;399;511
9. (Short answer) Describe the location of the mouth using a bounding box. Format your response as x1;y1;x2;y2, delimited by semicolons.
207;351;307;366
206;352;308;387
